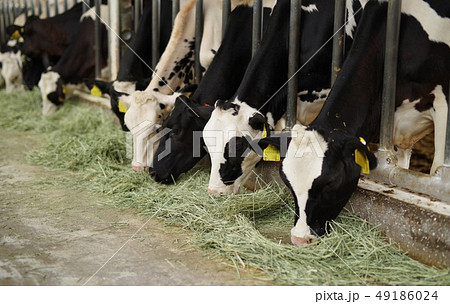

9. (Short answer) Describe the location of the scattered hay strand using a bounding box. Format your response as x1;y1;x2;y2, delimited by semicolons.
1;89;449;285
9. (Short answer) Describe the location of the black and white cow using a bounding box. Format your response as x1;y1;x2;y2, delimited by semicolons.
85;1;175;131
203;0;364;195
124;0;275;171
150;4;272;183
254;0;449;245
38;5;109;116
0;39;24;92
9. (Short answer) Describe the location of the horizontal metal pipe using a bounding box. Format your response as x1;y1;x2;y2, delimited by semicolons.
369;163;450;203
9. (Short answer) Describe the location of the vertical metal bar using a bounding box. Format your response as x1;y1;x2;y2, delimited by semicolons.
12;0;16;20
6;1;11;25
0;7;5;43
82;0;88;14
194;0;203;83
152;0;160;69
46;0;50;17
222;0;230;38
94;0;102;79
54;0;60;15
172;0;179;27
286;0;302;129
379;0;402;150
331;0;345;86
38;0;42;16
64;0;68;12
24;0;29;18
444;77;450;167
252;0;263;57
109;0;120;80
134;0;141;33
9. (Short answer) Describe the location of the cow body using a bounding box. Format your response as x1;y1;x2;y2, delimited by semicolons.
39;5;109;116
151;4;272;183
257;0;449;245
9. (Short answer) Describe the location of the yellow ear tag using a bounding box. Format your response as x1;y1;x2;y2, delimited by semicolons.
262;125;280;162
10;30;21;40
118;100;128;113
355;137;370;174
182;91;192;98
90;85;102;97
62;84;67;94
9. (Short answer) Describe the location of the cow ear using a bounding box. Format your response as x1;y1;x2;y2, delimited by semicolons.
248;113;267;131
179;84;197;97
345;137;377;172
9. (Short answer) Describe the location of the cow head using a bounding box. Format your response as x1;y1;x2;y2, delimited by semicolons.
0;50;24;93
203;100;271;195
255;125;377;245
38;71;65;116
151;95;214;183
124;90;179;171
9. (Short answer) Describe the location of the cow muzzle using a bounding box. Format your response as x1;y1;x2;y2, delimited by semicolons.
207;185;235;196
290;235;315;246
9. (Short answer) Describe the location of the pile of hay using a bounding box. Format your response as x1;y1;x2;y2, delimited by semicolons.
1;89;449;285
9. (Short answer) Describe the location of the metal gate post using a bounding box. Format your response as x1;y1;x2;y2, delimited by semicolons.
252;0;263;57
222;0;230;38
38;0;42;16
134;0;141;33
331;0;345;86
64;0;68;12
152;0;160;69
172;0;179;27
54;0;60;15
286;0;302;129
94;0;102;79
194;0;203;83
109;0;120;80
0;6;4;43
46;0;50;17
12;0;16;20
82;0;88;14
379;0;402;153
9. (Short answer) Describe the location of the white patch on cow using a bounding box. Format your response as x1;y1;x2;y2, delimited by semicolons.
266;112;275;128
429;85;448;174
0;51;24;93
38;71;60;116
297;88;330;125
113;81;136;95
402;0;450;47
81;4;110;25
393;85;447;174
345;0;369;39
204;100;264;194
281;125;328;241
124;91;180;170
301;4;318;13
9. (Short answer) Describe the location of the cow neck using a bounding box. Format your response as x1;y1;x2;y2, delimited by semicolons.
234;0;290;118
310;1;387;142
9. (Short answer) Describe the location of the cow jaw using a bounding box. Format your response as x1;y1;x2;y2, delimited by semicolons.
124;90;179;170
38;71;60;116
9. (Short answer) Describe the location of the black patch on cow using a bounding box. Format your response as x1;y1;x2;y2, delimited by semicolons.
159;103;166;110
219;136;252;185
215;100;240;115
248;113;268;131
153;88;159;92
415;93;435;112
168;72;176;80
211;49;217;55
47;92;61;106
158;80;165;87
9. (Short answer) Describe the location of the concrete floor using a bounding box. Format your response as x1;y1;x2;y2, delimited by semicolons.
0;129;269;285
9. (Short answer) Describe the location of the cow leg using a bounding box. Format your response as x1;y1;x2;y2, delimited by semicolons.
430;85;448;175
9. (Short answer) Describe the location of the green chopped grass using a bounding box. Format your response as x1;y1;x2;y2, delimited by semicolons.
1;88;449;285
